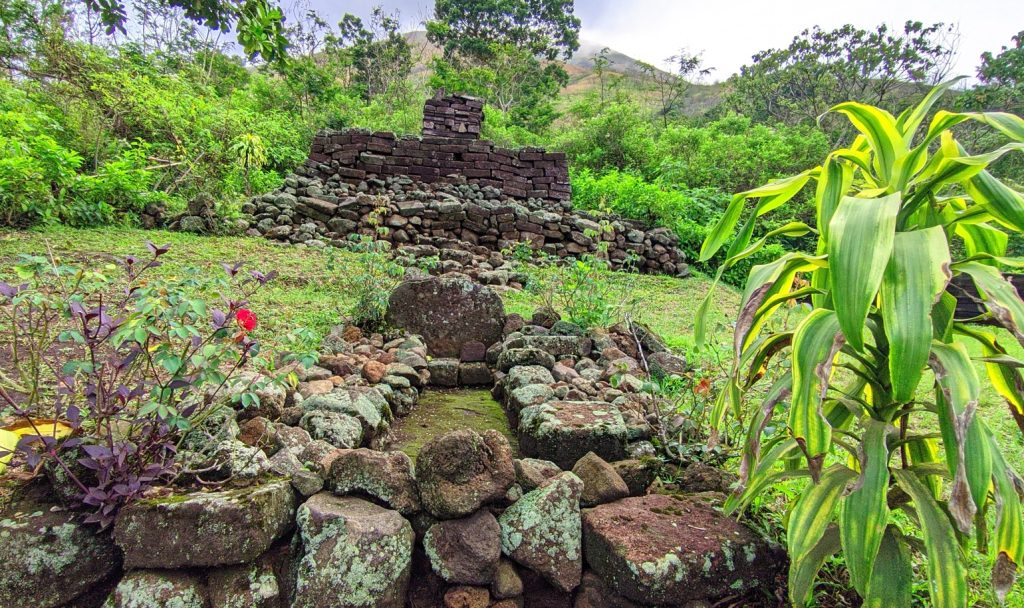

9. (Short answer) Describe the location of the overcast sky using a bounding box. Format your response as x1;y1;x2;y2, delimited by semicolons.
300;0;1023;81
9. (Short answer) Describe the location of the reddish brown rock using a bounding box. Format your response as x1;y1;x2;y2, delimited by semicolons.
460;340;487;362
386;276;505;357
416;429;515;519
362;360;387;383
443;586;490;608
581;494;785;605
423;509;501;585
573;571;641;608
571;452;629;507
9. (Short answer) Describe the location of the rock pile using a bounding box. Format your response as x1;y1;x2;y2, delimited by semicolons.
245;175;689;276
2;280;785;608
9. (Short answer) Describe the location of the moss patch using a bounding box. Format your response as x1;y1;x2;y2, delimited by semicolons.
387;389;517;460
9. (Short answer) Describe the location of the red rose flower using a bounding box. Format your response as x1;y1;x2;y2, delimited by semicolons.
236;308;257;332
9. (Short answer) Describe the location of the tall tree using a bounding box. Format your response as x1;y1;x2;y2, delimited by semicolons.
427;0;580;63
331;7;413;100
639;50;712;126
727;21;958;140
426;0;580;132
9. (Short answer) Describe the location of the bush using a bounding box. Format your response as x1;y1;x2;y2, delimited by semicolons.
0;243;312;526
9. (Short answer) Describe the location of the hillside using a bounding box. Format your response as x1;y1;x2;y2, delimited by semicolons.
402;30;727;115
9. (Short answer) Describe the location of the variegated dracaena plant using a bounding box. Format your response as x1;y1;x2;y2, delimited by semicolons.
696;79;1024;607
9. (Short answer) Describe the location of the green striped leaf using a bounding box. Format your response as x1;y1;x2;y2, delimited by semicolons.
892;468;968;608
905;435;943;499
929;341;991;533
789;523;841;607
828;193;901;352
955;222;1008;267
968;171;1024;234
955;325;1024;429
841;421;893;595
699;171;812;262
986;426;1024;603
734;253;825;359
815;153;854;241
863;526;914;607
896;77;966;142
880;227;951;401
828;102;905;184
788;465;857;561
789;309;844;477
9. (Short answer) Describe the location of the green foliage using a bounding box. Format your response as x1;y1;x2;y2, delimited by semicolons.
328;234;405;331
556;98;657;174
333;8;414;100
727;21;958;141
427;0;581;62
700;83;1024;606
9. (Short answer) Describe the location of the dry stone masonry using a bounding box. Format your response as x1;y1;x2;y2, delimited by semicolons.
245;94;690;277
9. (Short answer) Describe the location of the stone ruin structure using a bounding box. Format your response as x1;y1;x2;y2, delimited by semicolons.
244;94;690;277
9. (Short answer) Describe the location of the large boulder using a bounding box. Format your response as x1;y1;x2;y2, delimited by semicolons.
299;410;364;448
424;509;502;585
103;570;207;608
386;277;505;357
416;429;515;519
327;448;422;515
581;494;785;604
293;493;414;608
518;401;628;469
498;471;584;593
113;479;296;569
0;494;121;608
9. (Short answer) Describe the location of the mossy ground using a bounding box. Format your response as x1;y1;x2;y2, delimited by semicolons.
387;389;517;460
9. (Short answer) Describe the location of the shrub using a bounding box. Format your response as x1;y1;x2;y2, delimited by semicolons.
0;242;311;526
699;81;1024;606
329;234;406;331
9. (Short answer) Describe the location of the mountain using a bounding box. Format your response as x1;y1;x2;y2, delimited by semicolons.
401;31;726;115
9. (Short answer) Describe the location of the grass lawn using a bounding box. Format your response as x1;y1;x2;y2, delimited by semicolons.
3;226;1023;605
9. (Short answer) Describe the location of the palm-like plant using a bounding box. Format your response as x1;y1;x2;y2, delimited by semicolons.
230;132;268;196
698;80;1024;606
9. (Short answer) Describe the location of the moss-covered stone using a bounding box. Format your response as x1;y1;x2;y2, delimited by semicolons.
207;559;281;608
498;471;584;593
517;401;627;469
423;509;501;585
113;479;296;569
416;429;515;519
0;493;121;608
103;570;207;608
327;448;422;515
293;493;413;608
388;390;517;460
299;410;364;448
581;493;785;604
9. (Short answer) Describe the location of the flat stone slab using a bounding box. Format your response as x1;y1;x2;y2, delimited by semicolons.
582;494;785;604
114;479;296;568
518;401;627;469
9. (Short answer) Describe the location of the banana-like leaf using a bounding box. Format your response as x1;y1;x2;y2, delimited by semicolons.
863;526;914;607
725;221;812;267
929;341;991;533
789;523;841;607
918;141;1024;192
788;465;857;562
880;227;951;401
986;426;1024;604
737;371;792;489
956;261;1024;347
968;171;1024;234
790;309;844;478
892;468;968;608
841;421;893;595
699;171;812;262
828;193;901;352
828;102;905;184
933;291;957;342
